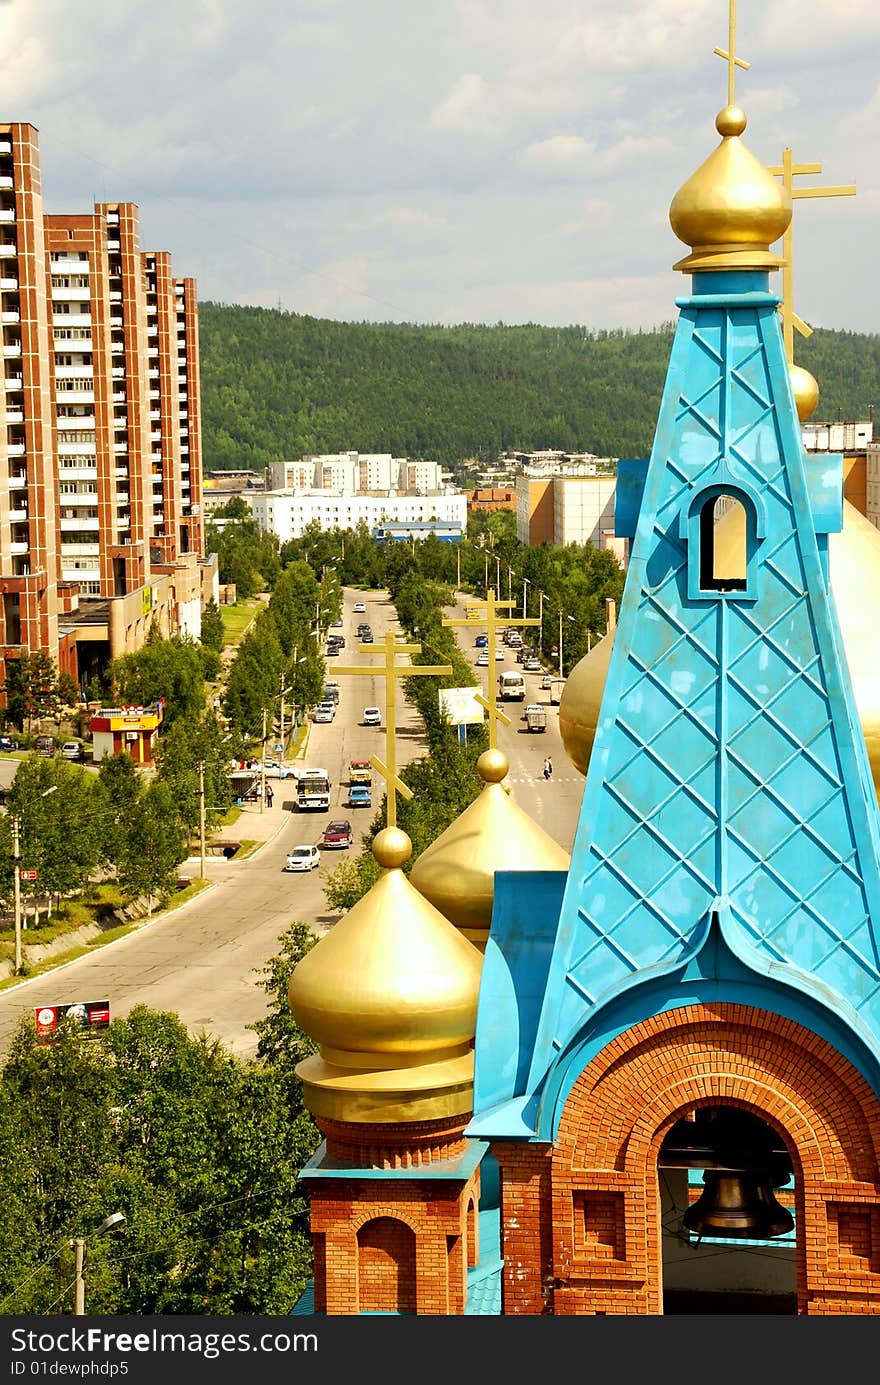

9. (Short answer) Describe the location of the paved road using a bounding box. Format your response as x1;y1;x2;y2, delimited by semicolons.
0;589;587;1060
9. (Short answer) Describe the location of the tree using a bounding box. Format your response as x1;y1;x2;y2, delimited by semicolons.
108;636;207;728
115;782;187;914
200;598;225;653
0;1006;319;1314
2;652;58;734
154;712;232;839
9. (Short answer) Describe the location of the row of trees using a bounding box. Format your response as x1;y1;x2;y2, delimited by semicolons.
0;921;319;1314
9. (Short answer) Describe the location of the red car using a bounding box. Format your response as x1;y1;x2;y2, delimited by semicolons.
320;819;353;849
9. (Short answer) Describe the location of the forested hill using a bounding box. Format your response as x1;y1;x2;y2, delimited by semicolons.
197;302;879;472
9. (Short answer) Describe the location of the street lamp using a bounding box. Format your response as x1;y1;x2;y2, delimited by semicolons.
558;611;576;680
72;1211;126;1316
522;575;530;620
12;783;58;976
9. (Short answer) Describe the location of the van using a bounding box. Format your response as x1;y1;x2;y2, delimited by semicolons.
323;683;340;704
35;735;56;757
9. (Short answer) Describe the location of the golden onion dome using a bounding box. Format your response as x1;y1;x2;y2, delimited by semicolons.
790;363;820;422
669;105;791;272
408;748;571;951
289;826;482;1124
559;501;880;801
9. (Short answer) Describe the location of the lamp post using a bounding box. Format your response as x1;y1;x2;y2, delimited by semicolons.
495;554;501;591
558;610;575;680
522;575;530;620
484;553;489;593
456;543;461;591
13;783;58;975
72;1212;125;1316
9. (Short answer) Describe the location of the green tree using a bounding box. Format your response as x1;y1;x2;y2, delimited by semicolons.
200;598;225;653
108;635;208;728
0;1007;318;1314
95;753;143;875
116;782;186;914
2;651;58;734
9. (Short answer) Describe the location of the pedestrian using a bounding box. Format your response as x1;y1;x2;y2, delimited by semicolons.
543;756;553;780
266;784;274;808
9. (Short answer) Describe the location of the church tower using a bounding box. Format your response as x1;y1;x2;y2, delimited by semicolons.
469;89;880;1313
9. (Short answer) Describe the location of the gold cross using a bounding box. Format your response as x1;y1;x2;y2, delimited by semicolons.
334;629;451;828
713;0;750;107
767;148;856;364
442;588;541;749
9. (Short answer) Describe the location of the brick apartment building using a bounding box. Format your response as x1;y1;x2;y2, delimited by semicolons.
0;122;215;699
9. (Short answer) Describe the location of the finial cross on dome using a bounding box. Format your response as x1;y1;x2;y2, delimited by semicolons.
713;0;750;107
767;147;856;365
334;629;451;828
443;588;541;749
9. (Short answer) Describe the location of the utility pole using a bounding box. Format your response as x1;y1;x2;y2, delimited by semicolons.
73;1238;86;1316
279;670;286;755
12;814;21;976
456;543;461;591
260;707;267;814
559;609;564;680
198;760;206;880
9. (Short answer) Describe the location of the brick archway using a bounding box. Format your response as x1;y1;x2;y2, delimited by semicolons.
494;1004;880;1314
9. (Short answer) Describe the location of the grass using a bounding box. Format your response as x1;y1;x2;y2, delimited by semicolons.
211;804;242;829
220;598;262;647
229;839;260;861
161;877;213;911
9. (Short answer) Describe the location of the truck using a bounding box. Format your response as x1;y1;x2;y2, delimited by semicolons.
548;677;567;706
525;704;547;733
348;759;372;786
498;671;526;701
297;768;331;811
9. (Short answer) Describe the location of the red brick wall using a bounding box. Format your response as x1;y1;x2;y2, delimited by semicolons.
495;1004;880;1315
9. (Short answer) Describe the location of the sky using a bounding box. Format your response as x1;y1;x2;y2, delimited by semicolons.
2;0;878;334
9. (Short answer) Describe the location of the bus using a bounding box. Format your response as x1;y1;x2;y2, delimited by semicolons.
297;768;331;811
498;671;526;701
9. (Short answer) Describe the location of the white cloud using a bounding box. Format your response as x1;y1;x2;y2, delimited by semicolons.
0;0;872;332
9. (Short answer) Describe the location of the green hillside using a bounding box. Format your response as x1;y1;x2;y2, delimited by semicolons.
197;303;879;472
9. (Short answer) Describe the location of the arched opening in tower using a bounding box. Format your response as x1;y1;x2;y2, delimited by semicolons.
658;1105;797;1314
699;493;748;591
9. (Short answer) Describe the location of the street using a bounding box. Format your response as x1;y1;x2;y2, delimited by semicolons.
0;587;586;1059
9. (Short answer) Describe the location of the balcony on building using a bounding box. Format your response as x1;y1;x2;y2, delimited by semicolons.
109;314;123;328
3;340;21;357
106;239;120;250
6;440;25;456
2;308;20;324
5;408;23;424
8;470;26;488
0;274;18;290
9;540;29;555
0;207;15;223
0;174;12;190
53;311;91;327
0;244;17;258
51;285;90;301
4;372;22;391
59;541;100;556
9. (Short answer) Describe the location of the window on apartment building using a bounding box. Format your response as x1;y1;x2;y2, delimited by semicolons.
50;251;88;262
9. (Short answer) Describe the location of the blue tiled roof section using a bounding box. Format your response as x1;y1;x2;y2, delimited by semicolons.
466;1205;503;1315
522;270;880;1115
291;1282;315;1315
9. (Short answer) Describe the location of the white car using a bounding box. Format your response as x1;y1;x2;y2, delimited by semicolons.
284;845;321;872
495;648;505;660
541;674;554;689
363;706;381;726
262;759;293;779
353;601;366;613
313;703;335;723
476;651;489;666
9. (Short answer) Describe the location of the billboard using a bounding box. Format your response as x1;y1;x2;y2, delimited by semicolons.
34;1001;111;1043
438;687;485;726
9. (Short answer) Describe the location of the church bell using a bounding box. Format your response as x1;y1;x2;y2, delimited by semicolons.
684;1169;794;1241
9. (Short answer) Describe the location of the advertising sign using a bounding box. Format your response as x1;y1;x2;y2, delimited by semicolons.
34;1000;111;1043
438;687;485;726
20;869;39;881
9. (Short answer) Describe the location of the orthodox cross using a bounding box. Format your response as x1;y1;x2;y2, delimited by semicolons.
713;0;749;107
335;629;451;829
767;148;856;364
442;589;541;750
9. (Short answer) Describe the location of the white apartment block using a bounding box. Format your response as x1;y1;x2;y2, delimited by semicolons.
265;452;444;494
250;488;467;544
